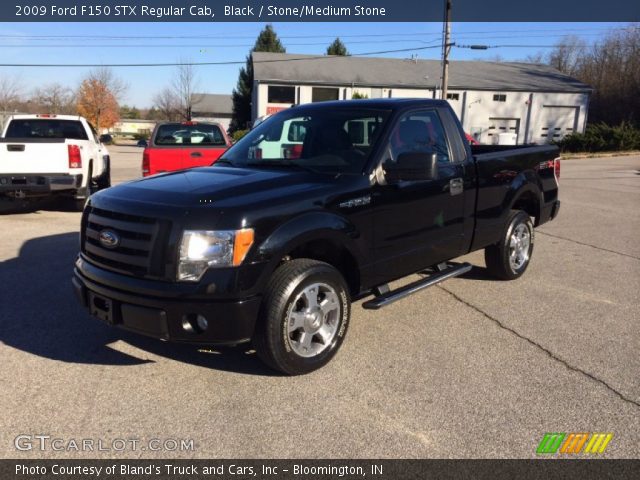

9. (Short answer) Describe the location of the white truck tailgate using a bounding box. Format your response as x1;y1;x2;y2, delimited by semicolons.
0;139;71;174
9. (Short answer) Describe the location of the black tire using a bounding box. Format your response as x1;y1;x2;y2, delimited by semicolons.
96;158;111;190
253;259;351;375
484;210;534;280
70;164;94;211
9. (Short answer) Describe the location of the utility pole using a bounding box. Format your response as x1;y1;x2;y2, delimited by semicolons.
441;0;452;100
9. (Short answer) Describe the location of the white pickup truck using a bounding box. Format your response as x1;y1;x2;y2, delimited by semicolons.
0;114;110;209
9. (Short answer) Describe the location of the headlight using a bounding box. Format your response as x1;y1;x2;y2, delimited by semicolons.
177;229;254;282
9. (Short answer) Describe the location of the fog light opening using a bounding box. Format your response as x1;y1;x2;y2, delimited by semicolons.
196;314;208;331
182;313;208;334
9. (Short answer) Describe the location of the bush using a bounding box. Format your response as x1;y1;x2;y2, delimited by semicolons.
231;129;249;142
352;92;369;99
556;122;640;153
132;133;148;141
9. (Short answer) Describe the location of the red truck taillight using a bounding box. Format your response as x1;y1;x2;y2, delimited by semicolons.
554;157;561;182
68;144;82;168
142;149;150;176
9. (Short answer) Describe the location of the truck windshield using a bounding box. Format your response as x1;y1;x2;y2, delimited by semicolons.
5;119;88;140
219;107;391;174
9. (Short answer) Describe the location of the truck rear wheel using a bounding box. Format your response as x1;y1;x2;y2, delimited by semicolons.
69;164;95;211
96;157;111;190
253;259;350;375
484;210;534;280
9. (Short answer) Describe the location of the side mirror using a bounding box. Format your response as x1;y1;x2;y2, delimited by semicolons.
385;152;438;183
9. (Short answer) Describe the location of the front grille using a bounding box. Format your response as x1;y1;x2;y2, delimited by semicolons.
82;206;169;278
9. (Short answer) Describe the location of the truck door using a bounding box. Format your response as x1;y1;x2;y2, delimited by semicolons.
371;108;469;282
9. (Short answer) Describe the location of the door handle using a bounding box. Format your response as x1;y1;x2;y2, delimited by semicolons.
449;178;463;196
190;152;202;158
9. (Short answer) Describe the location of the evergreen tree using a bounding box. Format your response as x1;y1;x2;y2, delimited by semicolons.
230;25;286;132
326;38;349;56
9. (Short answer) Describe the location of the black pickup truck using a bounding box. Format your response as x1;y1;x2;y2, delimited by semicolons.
73;99;560;375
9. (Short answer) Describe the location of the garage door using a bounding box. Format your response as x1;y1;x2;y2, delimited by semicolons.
538;106;579;143
487;117;520;144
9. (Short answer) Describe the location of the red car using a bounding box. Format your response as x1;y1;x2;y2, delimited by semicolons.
142;121;232;177
465;132;480;145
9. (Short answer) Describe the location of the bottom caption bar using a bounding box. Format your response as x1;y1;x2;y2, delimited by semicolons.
2;459;639;479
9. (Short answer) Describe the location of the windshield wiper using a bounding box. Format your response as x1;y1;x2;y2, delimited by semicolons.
214;158;236;167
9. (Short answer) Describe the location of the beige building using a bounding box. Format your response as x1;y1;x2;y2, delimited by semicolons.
251;52;592;145
191;94;233;132
108;119;157;137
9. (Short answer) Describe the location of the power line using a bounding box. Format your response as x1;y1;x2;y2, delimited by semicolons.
0;39;443;48
450;31;636;42
0;25;630;41
0;45;441;67
456;44;592;49
0;31;437;40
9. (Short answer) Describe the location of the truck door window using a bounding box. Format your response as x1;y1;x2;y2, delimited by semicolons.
387;110;451;165
287;121;307;142
88;122;100;143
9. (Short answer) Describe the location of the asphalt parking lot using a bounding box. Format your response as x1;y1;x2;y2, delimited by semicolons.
0;146;638;459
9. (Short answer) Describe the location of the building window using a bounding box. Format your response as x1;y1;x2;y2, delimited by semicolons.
446;93;459;101
267;85;296;104
312;87;340;103
493;94;507;102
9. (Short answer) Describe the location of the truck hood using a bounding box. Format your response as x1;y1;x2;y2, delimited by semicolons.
97;166;332;210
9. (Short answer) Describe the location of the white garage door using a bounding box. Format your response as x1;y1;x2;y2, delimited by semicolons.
487;117;520;144
538;106;579;143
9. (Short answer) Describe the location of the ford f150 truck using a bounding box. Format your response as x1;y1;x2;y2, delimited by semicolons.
0;114;110;209
73;99;560;375
142;121;231;176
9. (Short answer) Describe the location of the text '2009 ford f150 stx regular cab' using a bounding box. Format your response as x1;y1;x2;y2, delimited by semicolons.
73;99;560;375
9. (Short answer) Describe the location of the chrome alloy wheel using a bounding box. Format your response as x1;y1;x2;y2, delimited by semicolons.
286;282;341;358
509;223;531;272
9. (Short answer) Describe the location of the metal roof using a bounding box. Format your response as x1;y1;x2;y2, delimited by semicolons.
192;93;233;114
252;52;592;93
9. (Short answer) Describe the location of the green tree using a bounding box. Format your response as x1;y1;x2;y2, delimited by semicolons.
144;107;165;121
120;104;141;119
327;38;349;56
230;25;286;132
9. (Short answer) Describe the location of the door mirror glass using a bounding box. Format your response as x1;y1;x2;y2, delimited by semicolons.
385;152;438;183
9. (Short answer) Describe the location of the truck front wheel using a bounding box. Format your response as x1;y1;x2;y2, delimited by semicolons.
253;259;350;375
484;210;534;280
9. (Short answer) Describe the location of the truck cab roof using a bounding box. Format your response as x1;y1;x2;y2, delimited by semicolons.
287;98;450;113
6;114;84;121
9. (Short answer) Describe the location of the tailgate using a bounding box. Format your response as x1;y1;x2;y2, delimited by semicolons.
182;146;227;169
145;147;184;175
0;139;70;174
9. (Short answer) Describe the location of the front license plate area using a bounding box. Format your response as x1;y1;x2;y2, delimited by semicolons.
89;292;114;325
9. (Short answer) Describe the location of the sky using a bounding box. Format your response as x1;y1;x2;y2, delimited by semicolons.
0;21;627;108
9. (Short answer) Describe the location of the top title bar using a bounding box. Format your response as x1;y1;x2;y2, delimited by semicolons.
4;0;640;22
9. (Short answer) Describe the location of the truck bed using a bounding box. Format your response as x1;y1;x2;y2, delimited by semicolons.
470;143;560;251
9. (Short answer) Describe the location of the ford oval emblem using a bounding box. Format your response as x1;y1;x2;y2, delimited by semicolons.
99;229;120;249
